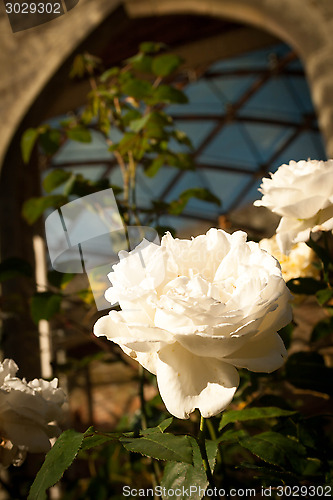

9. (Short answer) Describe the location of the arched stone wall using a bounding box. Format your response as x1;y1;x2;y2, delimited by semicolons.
0;0;121;169
1;0;333;167
126;0;333;157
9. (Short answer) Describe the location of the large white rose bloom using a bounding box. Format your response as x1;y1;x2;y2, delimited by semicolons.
254;159;333;255
94;229;292;419
0;359;66;467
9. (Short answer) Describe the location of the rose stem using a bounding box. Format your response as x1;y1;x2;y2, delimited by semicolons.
197;414;220;499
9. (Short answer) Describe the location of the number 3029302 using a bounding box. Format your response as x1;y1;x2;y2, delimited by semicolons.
5;2;62;14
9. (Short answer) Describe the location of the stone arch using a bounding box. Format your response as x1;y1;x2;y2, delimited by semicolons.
125;0;333;157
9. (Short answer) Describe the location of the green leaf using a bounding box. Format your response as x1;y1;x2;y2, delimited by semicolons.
217;428;249;443
129;113;151;132
172;129;193;148
152;54;183;77
0;257;33;282
39;128;62;156
30;292;62;324
287;277;326;295
120;432;193;464
66;126;92;143
80;428;123;452
21;128;39;163
151;84;188;104
139;41;167;54
311;316;333;342
145;155;165;177
43;169;72;193
161;437;217;500
169;188;221;216
47;270;75;289
239;431;306;471
141;418;173;435
28;430;84;500
219;406;296;431
285;352;333;395
316;287;333;305
22;195;67;224
117;133;149;160
121;78;152;100
126;53;153;73
99;67;119;82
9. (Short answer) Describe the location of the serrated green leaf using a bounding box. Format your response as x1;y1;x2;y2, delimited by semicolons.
120;432;193;464
43;169;72;193
66;126;92;143
217;428;249;443
239;431;306;470
28;430;84;500
219;407;296;431
30;292;62;324
161;437;217;500
141;418;173;435
152;54;183;77
80;428;123;452
22;195;67;224
0;257;33;282
21;128;39;163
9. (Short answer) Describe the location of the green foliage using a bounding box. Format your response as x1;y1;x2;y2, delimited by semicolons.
121;432;193;464
28;430;85;500
22;195;67;224
30;292;62;324
43;169;72;193
161;438;217;500
219;407;296;431
21;127;40;164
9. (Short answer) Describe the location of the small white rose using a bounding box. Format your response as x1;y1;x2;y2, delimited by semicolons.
0;359;66;467
254;159;333;254
259;235;320;283
94;229;292;419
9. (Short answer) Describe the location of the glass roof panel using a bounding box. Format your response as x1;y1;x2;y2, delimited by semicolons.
238;77;304;122
199;123;260;170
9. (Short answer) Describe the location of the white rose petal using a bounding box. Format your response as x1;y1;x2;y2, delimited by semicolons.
94;228;292;419
0;359;66;467
254;159;333;254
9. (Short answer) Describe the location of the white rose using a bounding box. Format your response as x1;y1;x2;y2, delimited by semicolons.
94;229;292;419
259;236;320;283
254;159;333;254
0;359;66;466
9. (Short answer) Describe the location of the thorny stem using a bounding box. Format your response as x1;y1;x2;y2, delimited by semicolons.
197;415;220;499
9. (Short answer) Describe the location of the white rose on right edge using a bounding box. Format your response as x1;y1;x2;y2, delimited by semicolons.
254;159;333;254
0;359;66;467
